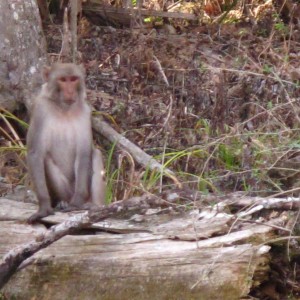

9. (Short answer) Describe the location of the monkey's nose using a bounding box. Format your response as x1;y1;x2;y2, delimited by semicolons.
64;93;76;103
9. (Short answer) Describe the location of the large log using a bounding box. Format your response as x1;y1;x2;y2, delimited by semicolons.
0;196;274;299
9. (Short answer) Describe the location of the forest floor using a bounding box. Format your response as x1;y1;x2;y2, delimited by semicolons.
46;4;300;202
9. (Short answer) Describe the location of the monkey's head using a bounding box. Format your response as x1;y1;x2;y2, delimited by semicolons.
43;63;86;106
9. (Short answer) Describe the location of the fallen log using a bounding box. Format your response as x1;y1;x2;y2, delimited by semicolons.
83;0;198;26
0;191;290;299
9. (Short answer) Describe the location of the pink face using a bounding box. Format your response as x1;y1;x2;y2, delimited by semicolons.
57;75;80;104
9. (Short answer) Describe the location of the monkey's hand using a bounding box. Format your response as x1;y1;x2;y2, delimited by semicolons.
69;192;87;208
27;207;54;224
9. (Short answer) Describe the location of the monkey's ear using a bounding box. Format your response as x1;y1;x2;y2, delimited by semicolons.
42;66;51;82
79;64;86;78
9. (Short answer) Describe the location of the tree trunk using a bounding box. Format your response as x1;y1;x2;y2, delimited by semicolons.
0;0;47;111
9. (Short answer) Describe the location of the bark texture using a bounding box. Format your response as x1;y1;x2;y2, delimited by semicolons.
0;0;47;111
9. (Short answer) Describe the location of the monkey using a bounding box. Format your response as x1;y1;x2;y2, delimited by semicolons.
26;63;105;223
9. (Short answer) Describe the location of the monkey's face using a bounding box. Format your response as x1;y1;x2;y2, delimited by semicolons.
57;75;81;104
43;63;86;107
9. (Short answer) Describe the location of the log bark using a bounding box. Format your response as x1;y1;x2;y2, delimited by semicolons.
1;227;270;300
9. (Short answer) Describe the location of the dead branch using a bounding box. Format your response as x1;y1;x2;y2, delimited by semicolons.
70;0;78;62
60;7;71;60
92;117;182;187
226;192;300;211
83;2;198;22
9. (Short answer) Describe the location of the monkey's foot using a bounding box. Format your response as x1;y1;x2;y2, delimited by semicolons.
27;208;54;224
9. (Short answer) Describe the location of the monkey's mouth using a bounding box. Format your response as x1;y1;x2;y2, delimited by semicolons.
64;97;76;104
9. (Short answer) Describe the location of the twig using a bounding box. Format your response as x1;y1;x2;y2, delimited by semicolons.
0;113;24;147
205;65;296;86
117;150;135;200
153;55;169;86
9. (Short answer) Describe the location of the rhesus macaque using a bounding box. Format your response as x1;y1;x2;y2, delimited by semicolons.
27;63;105;223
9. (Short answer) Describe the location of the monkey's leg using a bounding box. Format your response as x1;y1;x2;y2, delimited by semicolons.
45;158;73;204
67;148;106;211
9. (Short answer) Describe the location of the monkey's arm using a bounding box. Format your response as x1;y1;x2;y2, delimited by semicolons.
27;116;54;222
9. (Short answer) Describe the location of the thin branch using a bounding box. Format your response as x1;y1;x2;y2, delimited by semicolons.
71;0;78;63
92;117;182;187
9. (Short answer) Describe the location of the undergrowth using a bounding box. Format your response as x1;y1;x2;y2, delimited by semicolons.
2;72;300;201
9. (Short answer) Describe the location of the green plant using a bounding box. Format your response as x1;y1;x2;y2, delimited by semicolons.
0;108;27;186
273;13;289;35
262;64;272;74
104;141;118;203
217;142;242;170
142;167;161;190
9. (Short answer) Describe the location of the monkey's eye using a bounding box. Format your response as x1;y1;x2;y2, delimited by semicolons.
69;76;79;82
58;77;67;82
